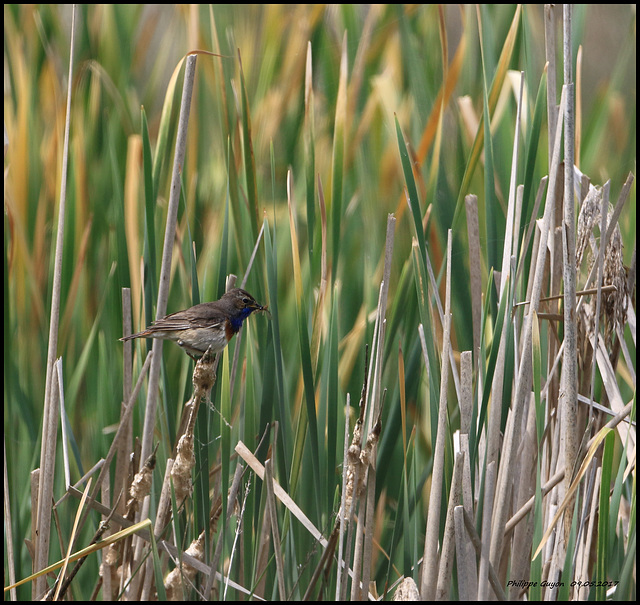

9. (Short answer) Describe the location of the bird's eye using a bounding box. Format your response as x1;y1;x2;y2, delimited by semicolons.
243;297;251;305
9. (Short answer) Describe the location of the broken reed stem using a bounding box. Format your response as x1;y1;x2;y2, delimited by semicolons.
435;451;463;600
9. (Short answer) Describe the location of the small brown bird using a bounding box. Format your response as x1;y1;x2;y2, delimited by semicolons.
121;288;266;358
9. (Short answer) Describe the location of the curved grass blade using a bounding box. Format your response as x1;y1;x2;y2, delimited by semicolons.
520;69;548;247
396;117;427;266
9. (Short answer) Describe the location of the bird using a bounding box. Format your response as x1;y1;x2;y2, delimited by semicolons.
121;288;267;358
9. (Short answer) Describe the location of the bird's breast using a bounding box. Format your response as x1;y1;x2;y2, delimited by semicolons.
174;327;229;356
224;319;238;341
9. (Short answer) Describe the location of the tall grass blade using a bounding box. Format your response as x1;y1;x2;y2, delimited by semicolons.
330;34;347;280
237;50;260;244
304;42;316;266
396;119;427;266
287;172;321;510
478;8;499;290
596;430;615;601
262;215;291;482
325;285;340;514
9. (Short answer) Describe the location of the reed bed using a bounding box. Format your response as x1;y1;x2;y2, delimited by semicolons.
4;4;636;601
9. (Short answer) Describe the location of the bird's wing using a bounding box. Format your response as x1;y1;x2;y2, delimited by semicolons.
152;304;225;331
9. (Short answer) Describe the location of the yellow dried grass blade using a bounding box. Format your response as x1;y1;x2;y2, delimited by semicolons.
532;427;613;561
5;519;153;593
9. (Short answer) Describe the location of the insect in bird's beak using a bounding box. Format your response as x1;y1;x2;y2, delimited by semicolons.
258;304;272;319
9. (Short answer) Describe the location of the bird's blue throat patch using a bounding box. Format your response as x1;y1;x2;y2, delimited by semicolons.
229;308;254;332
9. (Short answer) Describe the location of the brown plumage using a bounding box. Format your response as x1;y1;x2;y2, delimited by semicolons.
121;288;266;358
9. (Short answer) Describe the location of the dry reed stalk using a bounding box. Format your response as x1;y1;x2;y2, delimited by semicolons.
435;451;463;599
34;7;76;598
420;230;453;600
544;5;559;166
457;351;478;597
139;459;175;601
139;52;197;471
507;398;538;599
336;393;351;599
117;288;134;523
465;195;482;364
488;85;567;583
207;464;244;598
560;1;579;558
265;458;286;599
477;460;497;600
359;214;395;598
130;53;197;597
